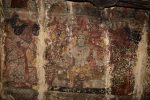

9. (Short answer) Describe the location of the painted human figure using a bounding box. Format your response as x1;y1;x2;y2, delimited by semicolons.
4;14;37;87
68;34;90;67
64;32;106;88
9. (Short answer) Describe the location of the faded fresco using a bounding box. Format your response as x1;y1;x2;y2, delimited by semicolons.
45;15;109;88
0;0;150;100
4;18;38;88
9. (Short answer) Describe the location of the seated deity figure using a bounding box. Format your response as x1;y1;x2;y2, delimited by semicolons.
63;31;106;88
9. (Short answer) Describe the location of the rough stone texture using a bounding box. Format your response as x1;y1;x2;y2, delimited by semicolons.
3;13;38;88
46;92;105;100
0;0;150;100
45;5;108;88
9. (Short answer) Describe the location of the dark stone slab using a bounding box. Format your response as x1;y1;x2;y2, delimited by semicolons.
48;86;110;94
